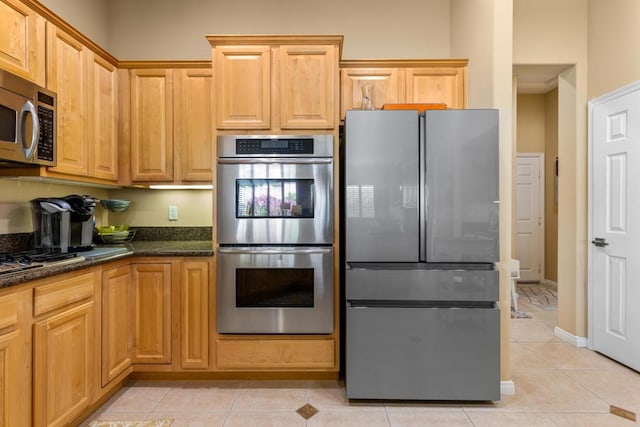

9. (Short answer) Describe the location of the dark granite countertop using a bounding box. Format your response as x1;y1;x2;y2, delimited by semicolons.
0;240;213;289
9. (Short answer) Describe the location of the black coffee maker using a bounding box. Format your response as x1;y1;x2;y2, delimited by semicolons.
31;194;96;253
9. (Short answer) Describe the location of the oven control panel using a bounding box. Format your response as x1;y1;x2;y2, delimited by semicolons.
236;138;314;155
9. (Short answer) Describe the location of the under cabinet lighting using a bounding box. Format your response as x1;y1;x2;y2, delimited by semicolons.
148;184;213;190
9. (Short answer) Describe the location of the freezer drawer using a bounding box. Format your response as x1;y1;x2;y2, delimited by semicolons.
346;305;500;400
346;267;498;302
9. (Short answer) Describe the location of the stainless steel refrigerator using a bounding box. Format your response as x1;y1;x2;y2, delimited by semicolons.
344;109;500;401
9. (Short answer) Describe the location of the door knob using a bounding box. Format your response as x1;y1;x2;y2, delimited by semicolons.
591;237;609;247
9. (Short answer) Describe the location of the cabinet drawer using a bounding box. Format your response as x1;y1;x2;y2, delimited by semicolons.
0;294;18;330
33;271;96;317
216;339;334;369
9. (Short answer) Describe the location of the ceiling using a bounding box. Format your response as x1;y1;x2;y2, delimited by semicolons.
514;64;573;94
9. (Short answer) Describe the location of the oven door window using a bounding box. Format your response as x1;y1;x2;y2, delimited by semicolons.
236;268;314;308
236;179;315;218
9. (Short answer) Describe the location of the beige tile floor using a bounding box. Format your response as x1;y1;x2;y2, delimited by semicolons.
81;292;640;426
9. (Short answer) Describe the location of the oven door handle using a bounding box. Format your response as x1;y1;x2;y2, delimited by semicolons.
217;247;333;255
217;158;332;165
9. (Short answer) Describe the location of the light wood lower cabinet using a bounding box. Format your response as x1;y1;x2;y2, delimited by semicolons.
101;265;132;386
33;297;96;427
216;339;335;370
0;290;31;427
131;262;172;364
180;260;210;369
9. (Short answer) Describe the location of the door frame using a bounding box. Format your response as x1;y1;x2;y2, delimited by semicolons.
515;153;545;283
587;79;640;349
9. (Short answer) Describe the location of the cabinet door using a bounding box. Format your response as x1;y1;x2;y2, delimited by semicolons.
214;45;270;129
101;265;132;386
280;45;335;129
175;69;213;182
340;68;400;119
180;260;209;369
0;0;45;84
88;53;118;181
0;291;30;427
130;69;173;181
405;67;466;109
132;263;172;364
46;24;88;176
33;301;95;427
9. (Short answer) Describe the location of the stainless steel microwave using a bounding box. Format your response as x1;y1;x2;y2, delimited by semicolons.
0;69;56;166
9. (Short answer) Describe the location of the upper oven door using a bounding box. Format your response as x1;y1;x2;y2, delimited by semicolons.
217;157;333;245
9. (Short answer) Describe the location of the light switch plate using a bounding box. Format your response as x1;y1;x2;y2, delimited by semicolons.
168;205;178;221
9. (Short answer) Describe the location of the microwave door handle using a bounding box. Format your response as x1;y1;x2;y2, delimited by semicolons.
20;100;39;160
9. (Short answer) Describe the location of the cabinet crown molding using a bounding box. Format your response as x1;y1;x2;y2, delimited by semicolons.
340;59;469;68
206;34;344;59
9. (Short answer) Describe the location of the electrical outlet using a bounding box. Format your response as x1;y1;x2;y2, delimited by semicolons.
168;205;178;221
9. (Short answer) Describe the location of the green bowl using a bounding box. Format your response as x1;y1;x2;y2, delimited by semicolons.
100;199;131;212
96;225;129;233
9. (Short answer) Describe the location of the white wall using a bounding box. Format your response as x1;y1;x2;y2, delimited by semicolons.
588;0;640;99
514;0;588;338
517;94;546;153
107;189;212;227
38;0;109;48
106;0;451;60
0;179;109;234
451;0;514;382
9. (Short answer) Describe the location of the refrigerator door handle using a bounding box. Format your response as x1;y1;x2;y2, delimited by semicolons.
419;113;427;262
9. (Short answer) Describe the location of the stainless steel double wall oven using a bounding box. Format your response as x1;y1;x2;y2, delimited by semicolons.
216;135;334;334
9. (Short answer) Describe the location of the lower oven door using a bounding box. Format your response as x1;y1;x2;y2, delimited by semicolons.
217;246;334;334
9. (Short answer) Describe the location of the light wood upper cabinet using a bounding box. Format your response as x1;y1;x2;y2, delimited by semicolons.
179;260;210;369
208;35;342;132
175;68;214;182
405;66;466;108
340;60;468;119
46;23;88;177
101;265;132;387
123;65;214;185
213;45;270;130
0;0;45;85
131;262;172;364
129;69;174;182
340;68;401;114
280;45;335;129
87;53;118;181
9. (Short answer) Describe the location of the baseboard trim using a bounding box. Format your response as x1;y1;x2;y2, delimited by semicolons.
500;380;515;395
555;326;588;347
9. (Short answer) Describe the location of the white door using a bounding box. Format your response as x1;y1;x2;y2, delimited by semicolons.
589;82;640;371
515;154;544;282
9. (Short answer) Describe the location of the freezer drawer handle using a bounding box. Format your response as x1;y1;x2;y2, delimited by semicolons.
591;237;609;247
